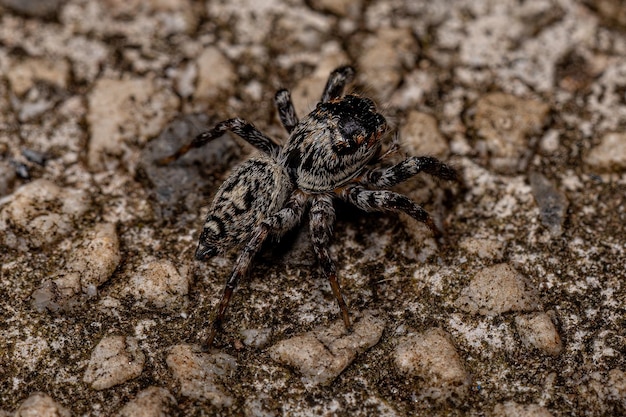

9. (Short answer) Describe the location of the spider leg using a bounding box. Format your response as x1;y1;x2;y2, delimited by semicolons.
275;89;299;133
157;118;281;165
204;190;308;349
320;66;356;103
341;185;442;237
360;156;457;188
309;194;351;330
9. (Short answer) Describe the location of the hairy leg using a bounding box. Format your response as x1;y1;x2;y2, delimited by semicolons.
320;66;356;103
158;118;281;165
275;89;299;133
203;190;308;349
341;186;442;237
309;193;351;330
360;156;457;188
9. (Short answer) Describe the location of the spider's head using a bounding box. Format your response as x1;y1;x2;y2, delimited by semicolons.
282;94;388;192
327;94;387;155
195;240;218;261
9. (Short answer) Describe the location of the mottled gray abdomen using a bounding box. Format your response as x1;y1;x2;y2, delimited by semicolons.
195;154;293;259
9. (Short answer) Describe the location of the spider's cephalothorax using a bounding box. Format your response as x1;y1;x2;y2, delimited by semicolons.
158;66;457;348
280;95;387;192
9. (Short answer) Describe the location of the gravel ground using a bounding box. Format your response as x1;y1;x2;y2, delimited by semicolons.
1;0;625;416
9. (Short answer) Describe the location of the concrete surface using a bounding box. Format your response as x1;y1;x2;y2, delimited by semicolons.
1;0;625;415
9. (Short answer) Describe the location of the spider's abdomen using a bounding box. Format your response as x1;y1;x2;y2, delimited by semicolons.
195;155;292;260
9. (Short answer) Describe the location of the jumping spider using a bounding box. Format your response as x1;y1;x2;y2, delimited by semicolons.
158;66;457;348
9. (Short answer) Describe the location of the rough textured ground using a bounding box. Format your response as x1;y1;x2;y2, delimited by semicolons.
1;0;625;416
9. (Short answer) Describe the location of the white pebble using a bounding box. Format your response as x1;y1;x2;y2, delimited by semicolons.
240;328;272;349
31;223;120;312
357;27;416;101
194;47;237;101
473;93;549;173
515;312;563;356
492;401;554;417
87;77;180;171
116;386;177;417
166;344;237;407
400;111;450;159
456;263;542;315
394;328;470;401
459;236;505;260
14;392;71;417
127;260;189;310
83;336;145;390
0;179;89;249
269;311;385;386
585;132;626;171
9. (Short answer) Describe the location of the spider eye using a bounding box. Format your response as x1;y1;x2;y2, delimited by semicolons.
339;119;365;145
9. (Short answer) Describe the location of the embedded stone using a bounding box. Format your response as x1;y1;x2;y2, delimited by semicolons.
474;93;549;173
84;336;145;390
0;179;90;249
456;263;542;315
585;132;626;171
127;260;189;310
14;392;71;417
269;311;384;386
166;344;237;407
116;386;177;417
394;328;470;401
515;312;563;356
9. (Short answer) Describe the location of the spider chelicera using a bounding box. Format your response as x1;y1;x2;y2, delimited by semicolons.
158;66;457;348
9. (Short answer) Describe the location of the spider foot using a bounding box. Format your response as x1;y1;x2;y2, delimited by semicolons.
201;286;235;350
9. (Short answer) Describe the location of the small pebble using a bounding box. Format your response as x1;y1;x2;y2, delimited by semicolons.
14;392;71;417
166;344;237;407
394;328;470;402
240;328;272;349
473;93;549;173
528;171;568;237
127;260;189;310
269;311;385;386
116;386;177;417
0;179;90;249
515;312;563;356
75;223;121;292
21;148;47;166
584;132;626;171
539;129;560;155
456;263;542;315
400;111;450;159
491;401;554;417
32;223;120;312
83;336;145;390
357;28;417;101
459;237;505;260
13;161;30;179
195;47;237;101
7;57;70;96
87;77;180;171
